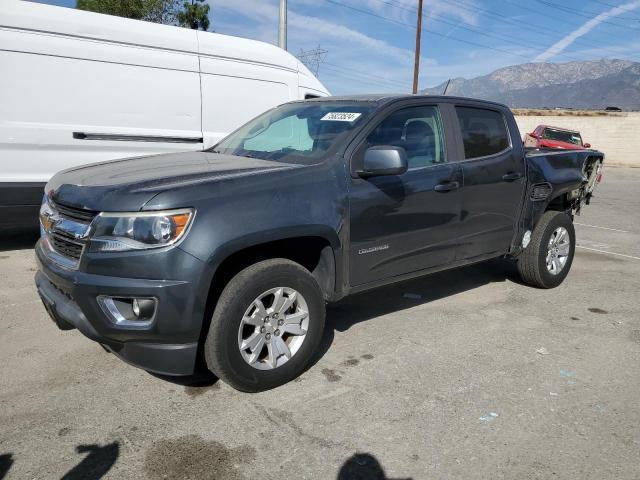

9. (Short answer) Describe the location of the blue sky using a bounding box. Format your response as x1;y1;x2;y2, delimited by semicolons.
36;0;640;94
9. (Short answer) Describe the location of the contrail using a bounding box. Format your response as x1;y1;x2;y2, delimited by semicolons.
534;0;640;62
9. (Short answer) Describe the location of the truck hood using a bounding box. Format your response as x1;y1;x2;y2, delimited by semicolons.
47;152;301;212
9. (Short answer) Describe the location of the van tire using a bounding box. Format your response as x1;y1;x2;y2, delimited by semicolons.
204;259;325;392
517;211;575;289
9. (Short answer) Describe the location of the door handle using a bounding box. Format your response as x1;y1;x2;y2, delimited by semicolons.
502;172;522;182
434;181;460;192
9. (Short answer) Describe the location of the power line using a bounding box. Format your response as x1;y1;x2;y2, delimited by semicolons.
323;0;414;28
322;0;538;62
375;0;638;59
580;0;640;21
498;0;637;44
320;63;411;91
585;0;640;16
534;0;640;30
367;0;576;61
450;0;638;57
322;62;412;90
324;61;412;88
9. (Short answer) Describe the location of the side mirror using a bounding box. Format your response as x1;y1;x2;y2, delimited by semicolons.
360;146;408;178
529;132;539;139
583;143;591;148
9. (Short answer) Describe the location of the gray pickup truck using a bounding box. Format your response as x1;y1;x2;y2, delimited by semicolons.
35;95;604;392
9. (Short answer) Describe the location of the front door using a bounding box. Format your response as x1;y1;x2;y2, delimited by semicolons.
349;104;463;287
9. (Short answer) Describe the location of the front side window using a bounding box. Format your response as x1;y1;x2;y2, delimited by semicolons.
213;102;375;165
360;105;446;170
456;107;510;159
542;128;582;145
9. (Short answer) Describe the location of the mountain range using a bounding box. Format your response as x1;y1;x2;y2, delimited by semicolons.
423;59;640;110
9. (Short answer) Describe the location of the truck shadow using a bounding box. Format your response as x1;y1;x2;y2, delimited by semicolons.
315;258;519;366
149;370;220;396
0;229;39;252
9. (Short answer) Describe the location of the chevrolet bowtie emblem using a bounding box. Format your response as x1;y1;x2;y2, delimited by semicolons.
40;211;60;232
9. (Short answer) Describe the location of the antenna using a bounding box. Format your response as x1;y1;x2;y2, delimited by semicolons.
443;79;451;95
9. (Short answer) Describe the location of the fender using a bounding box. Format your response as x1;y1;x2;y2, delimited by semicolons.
511;149;604;254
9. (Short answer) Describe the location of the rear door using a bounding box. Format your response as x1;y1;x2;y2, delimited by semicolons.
451;104;527;260
348;102;463;286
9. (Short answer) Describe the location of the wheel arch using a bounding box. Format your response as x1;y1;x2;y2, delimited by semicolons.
204;225;340;311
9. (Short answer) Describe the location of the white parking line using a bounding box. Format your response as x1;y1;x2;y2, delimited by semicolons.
577;246;640;261
574;222;629;233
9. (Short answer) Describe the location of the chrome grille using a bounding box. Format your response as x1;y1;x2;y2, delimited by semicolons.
41;198;94;269
50;199;97;223
50;231;84;261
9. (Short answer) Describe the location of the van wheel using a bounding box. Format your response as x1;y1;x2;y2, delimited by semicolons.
517;211;575;289
204;259;325;392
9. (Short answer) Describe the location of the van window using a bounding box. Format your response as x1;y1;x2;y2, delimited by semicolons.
456;107;510;159
361;106;445;169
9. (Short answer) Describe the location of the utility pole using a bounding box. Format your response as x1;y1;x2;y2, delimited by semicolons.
279;0;287;50
412;0;423;94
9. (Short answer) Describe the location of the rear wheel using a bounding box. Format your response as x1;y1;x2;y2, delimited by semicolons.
517;211;575;289
204;259;325;392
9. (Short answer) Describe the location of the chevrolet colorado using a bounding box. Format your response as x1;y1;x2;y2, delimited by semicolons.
35;95;604;392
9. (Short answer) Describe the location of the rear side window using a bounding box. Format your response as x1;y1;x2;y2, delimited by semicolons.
456;107;510;159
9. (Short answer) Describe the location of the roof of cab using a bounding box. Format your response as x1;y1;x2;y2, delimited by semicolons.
303;94;510;109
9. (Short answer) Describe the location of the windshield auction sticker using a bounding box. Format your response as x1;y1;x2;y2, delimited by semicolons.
321;112;362;122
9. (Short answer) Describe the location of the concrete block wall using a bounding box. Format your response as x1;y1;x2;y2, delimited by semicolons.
514;113;640;167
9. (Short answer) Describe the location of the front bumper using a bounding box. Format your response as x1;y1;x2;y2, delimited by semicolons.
35;240;211;376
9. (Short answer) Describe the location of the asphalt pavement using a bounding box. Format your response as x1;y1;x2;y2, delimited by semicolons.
1;167;639;479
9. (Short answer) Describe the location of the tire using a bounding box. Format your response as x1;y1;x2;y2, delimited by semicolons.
204;258;325;392
517;211;576;289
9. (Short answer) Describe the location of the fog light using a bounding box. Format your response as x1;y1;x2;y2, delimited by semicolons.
132;298;155;319
97;296;157;327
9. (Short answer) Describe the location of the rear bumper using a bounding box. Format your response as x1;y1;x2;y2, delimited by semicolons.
35;241;210;376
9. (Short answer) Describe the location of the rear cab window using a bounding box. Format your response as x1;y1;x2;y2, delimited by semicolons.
455;106;511;159
542;127;582;145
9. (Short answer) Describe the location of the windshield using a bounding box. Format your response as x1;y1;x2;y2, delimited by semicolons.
211;102;375;164
542;128;582;145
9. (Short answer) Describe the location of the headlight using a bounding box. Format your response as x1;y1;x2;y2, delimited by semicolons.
88;209;194;252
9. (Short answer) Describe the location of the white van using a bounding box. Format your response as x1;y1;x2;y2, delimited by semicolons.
0;0;329;229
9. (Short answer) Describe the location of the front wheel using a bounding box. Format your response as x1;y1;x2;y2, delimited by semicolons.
204;259;325;392
517;211;576;289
